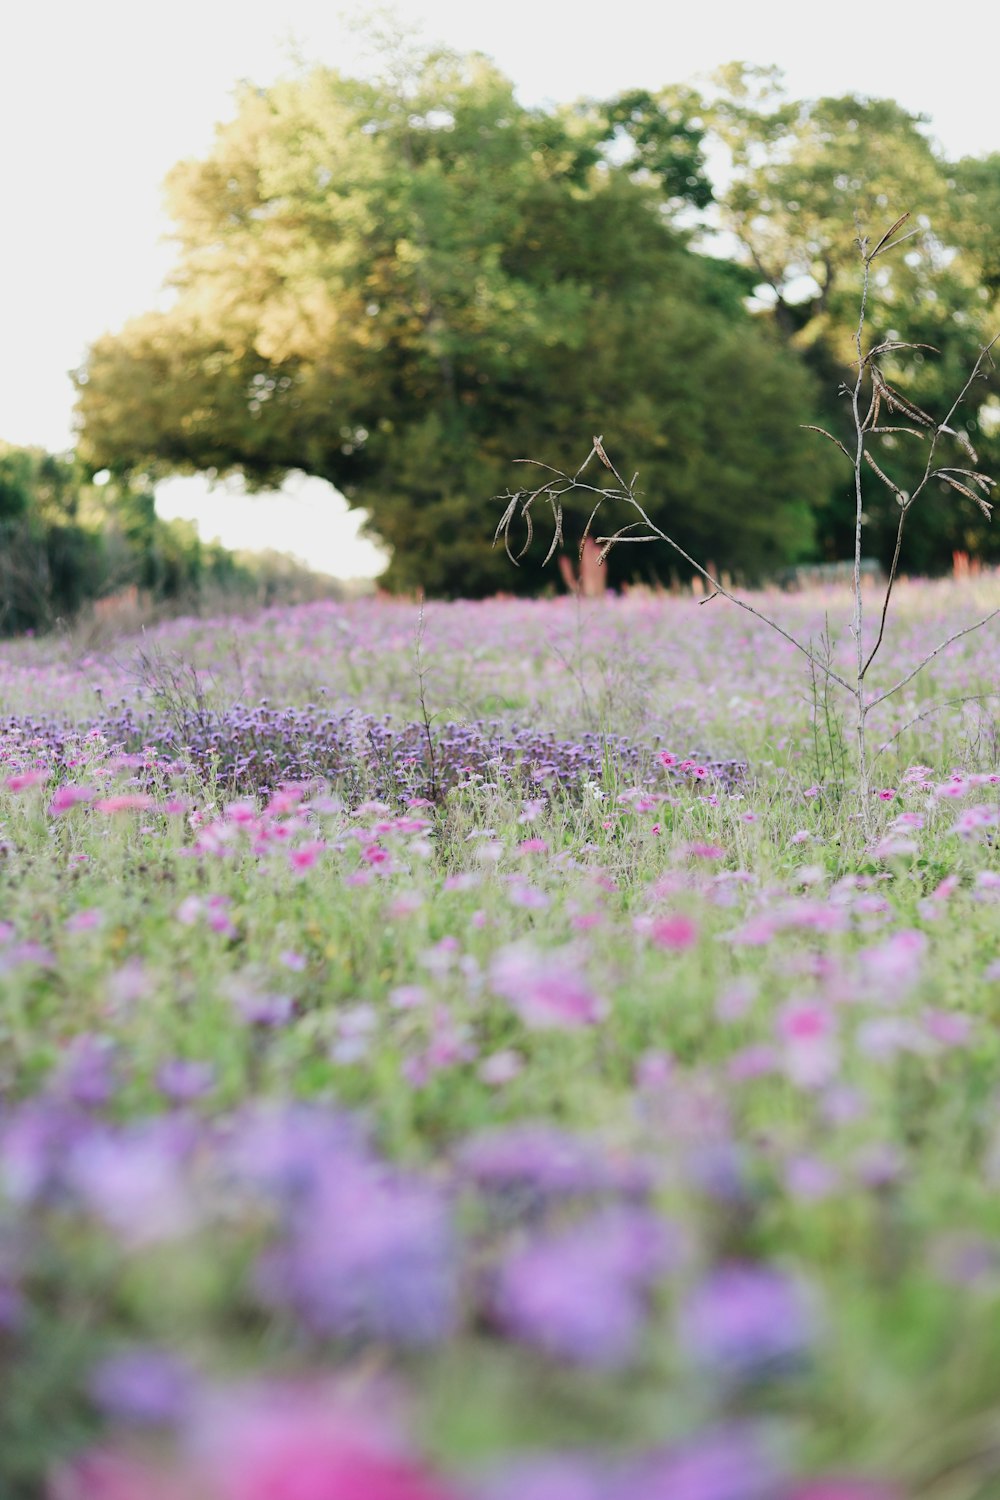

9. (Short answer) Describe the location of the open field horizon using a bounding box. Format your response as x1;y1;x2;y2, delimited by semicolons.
1;574;999;1498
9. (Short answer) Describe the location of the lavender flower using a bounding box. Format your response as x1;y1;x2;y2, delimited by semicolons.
678;1263;817;1380
89;1346;195;1426
494;1208;670;1366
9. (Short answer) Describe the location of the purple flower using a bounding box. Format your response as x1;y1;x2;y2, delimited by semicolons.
221;1103;366;1201
67;1119;198;1246
475;1455;615;1500
56;1034;120;1107
0;1282;25;1331
89;1346;195;1426
156;1059;216;1103
494;1209;671;1366
679;1263;817;1379
257;1157;458;1345
457;1125;649;1201
625;1426;781;1500
0;1100;83;1203
232;991;295;1027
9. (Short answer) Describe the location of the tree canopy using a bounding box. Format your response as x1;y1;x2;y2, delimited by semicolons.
75;49;833;593
691;65;1000;570
74;49;1000;591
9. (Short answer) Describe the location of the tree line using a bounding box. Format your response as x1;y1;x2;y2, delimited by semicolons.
0;445;338;635
65;51;1000;596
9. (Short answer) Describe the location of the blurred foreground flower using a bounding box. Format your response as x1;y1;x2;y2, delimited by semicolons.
489;943;606;1029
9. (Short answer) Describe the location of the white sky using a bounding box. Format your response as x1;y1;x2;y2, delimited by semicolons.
2;0;997;578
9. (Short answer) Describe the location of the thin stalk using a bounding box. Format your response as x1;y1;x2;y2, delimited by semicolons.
493;217;997;853
850;247;873;827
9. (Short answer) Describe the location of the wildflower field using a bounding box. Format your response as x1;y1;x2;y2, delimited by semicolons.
2;576;1000;1500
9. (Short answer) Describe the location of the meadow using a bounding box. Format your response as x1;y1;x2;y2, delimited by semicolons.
2;575;1000;1500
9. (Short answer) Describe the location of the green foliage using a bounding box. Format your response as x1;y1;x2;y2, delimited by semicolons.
75;49;828;595
0;444;263;635
72;46;1000;591
697;66;1000;570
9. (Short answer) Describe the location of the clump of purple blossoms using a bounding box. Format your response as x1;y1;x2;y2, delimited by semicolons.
1;705;745;806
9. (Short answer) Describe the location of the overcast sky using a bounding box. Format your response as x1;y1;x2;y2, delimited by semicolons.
2;0;996;577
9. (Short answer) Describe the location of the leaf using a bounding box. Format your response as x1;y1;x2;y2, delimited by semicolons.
863;450;908;506
937;467;995;494
870;367;934;427
541;497;564;567
802;424;852;461
868;213;911;261
938;473;994;518
939;424;979;464
592;434;614;471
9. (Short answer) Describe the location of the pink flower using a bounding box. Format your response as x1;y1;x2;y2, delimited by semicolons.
931;874;960;903
4;768;48;792
650;915;699;951
389;985;427;1011
779;1001;834;1043
48;785;96;816
199;1386;456;1500
777;1002;839;1089
953;805;998;838
715;979;757;1021
925;1010;973;1047
727;1044;778;1081
289;841;326;872
508;882;550;911
478;1049;524;1085
517;798;546;824
875;788;896;801
93;794;155;814
635;1050;673;1088
657;751;678;767
489;942;606;1030
65;908;104;933
858;930;927;996
176;896;203;926
685;842;726;860
265;785;308;817
570;912;603;931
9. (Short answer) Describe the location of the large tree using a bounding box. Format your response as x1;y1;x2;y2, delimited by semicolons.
75;49;829;593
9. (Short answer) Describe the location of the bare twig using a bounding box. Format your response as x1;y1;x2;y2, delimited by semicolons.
862;334;1000;680
491;215;997;842
498;439;855;693
413;600;439;804
868;610;1000;710
873;692;1000;759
